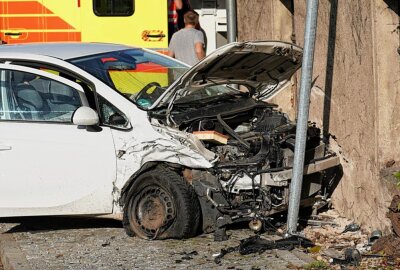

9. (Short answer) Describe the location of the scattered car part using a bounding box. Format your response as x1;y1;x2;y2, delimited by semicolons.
301;219;338;227
368;229;383;246
362;253;392;259
300;215;338;227
249;219;263;232
342;223;360;233
213;234;315;264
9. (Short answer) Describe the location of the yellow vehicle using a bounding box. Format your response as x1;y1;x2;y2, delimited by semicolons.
0;0;172;95
0;0;168;49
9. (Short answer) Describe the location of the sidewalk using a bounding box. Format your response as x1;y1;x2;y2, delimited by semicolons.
0;233;31;270
0;217;315;270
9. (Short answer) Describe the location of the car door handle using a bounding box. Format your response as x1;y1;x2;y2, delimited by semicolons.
141;30;166;41
4;32;22;36
0;145;12;151
144;34;165;38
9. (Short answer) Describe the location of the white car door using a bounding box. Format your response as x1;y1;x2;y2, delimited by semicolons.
0;64;116;217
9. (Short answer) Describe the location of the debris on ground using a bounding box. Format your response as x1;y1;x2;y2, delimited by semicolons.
303;209;400;269
341;223;361;234
367;229;382;246
371;195;400;260
300;215;338;228
177;250;199;262
210;206;400;268
213;234;315;264
101;236;115;247
388;195;400;237
372;234;400;258
329;248;361;266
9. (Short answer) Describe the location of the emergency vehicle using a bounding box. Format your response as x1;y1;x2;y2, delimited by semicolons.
0;0;227;53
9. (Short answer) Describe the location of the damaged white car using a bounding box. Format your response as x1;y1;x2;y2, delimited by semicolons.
0;41;339;240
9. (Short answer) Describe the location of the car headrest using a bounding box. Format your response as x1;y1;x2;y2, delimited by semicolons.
13;71;36;84
17;88;44;109
50;81;74;98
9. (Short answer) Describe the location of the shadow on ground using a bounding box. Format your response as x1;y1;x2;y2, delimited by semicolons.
0;216;122;234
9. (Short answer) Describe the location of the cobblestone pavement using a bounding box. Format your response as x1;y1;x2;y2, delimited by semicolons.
0;217;314;270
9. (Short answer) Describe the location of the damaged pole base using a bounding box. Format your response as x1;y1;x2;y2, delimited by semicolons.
284;230;300;239
214;227;229;242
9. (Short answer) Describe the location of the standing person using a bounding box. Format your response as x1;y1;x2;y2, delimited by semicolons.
168;11;205;66
168;0;183;42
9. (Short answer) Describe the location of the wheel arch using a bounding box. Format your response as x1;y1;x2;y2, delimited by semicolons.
119;161;185;208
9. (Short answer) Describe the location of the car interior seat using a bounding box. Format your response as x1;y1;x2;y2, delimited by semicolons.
15;86;45;120
13;72;47;120
47;81;81;112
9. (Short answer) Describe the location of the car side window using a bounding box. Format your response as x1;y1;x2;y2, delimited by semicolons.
97;95;131;129
93;0;134;16
0;69;82;123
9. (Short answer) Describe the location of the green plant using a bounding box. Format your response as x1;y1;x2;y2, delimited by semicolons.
303;260;330;270
394;171;400;184
394;172;400;194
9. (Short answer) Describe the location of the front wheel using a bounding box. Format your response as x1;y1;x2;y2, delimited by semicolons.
123;167;201;239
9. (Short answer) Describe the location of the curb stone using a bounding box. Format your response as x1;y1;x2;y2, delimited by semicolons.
0;233;32;270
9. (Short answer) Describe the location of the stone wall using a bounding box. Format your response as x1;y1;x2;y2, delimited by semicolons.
237;0;400;231
237;0;297;119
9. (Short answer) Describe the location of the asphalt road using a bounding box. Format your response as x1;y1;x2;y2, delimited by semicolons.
0;217;314;270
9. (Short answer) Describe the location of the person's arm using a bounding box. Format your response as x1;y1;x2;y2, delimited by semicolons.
194;31;205;61
174;0;183;10
168;36;176;58
195;42;205;60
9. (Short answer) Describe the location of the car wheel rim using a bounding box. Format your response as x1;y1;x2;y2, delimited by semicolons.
131;186;175;238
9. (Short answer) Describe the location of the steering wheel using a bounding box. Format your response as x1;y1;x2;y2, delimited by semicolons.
134;82;161;102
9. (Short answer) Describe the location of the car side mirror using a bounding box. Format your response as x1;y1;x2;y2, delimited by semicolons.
72;106;99;126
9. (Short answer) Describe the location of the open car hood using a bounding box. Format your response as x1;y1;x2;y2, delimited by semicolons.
169;41;303;102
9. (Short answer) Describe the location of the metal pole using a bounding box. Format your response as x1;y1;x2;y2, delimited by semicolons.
286;0;319;235
226;0;237;43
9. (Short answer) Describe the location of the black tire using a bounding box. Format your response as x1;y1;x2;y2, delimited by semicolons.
123;166;201;240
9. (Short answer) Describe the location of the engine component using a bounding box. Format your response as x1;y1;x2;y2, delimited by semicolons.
253;110;288;133
249;219;263;231
221;173;261;194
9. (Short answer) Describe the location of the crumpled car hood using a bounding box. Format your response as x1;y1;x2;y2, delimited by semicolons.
169;41;303;101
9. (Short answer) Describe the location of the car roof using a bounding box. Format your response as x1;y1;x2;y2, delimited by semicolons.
0;42;134;60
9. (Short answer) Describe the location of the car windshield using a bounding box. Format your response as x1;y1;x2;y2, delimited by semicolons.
68;48;188;108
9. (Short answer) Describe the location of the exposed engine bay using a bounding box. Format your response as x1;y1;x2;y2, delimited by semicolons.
151;94;339;238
